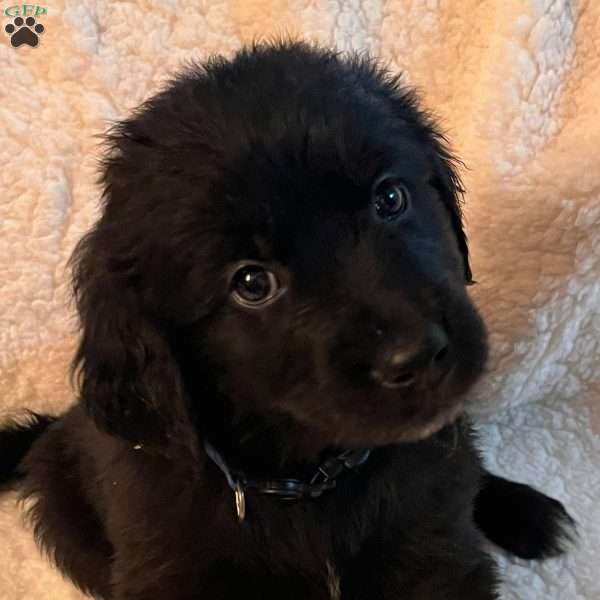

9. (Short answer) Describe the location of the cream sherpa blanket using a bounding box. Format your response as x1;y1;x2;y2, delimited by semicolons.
1;1;598;598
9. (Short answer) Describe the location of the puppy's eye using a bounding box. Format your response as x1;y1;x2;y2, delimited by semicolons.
231;264;280;308
372;177;410;220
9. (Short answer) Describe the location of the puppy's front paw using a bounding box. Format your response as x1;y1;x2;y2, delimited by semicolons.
474;474;577;560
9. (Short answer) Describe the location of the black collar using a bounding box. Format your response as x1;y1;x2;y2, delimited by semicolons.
203;440;372;522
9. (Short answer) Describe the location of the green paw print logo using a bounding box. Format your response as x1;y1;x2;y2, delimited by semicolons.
3;4;47;48
5;16;44;47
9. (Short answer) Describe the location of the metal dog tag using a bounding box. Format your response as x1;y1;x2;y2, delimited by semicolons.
234;482;246;523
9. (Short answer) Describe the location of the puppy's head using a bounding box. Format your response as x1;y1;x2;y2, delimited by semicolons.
70;41;487;453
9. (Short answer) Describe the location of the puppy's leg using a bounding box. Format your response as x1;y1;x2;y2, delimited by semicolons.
473;473;576;559
20;422;113;598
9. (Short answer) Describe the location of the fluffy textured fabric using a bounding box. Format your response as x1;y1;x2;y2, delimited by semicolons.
0;1;597;599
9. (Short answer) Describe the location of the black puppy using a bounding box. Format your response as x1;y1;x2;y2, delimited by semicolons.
1;41;574;599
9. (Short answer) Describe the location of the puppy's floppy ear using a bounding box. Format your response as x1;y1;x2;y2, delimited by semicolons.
68;224;195;454
387;83;473;284
427;140;474;285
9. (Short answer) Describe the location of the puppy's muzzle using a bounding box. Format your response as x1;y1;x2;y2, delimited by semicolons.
371;322;451;389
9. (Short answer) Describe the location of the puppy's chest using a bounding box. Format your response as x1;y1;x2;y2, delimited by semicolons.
198;433;481;594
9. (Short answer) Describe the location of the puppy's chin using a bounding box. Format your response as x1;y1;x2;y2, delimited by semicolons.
277;382;467;449
324;399;467;448
385;400;466;444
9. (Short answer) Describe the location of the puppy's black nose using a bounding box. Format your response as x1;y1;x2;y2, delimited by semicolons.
373;323;450;389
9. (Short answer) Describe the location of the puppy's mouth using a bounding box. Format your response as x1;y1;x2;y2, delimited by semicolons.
374;363;455;391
